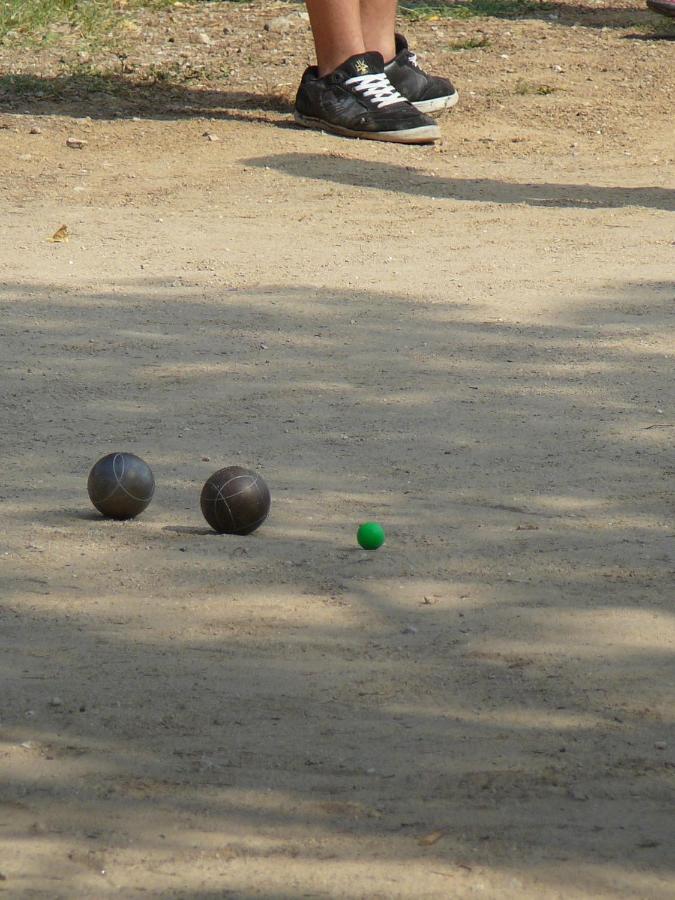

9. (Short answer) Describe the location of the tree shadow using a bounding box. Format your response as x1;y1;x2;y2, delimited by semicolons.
0;278;673;894
246;152;675;211
0;73;294;124
402;0;674;30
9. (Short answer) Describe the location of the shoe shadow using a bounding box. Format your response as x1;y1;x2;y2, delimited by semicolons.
67;509;104;521
163;525;215;537
245;152;675;212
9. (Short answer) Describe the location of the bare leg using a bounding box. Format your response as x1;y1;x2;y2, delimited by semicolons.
304;0;367;76
304;0;398;75
360;0;397;63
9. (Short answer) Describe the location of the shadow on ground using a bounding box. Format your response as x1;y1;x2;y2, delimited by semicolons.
401;0;674;30
0;72;294;125
0;278;673;895
246;152;675;211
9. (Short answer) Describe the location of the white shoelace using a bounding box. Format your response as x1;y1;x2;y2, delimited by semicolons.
344;72;405;108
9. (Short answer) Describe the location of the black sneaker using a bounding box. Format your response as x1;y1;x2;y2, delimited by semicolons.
385;33;459;114
294;51;440;144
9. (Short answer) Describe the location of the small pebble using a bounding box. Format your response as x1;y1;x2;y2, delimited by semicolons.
654;741;667;750
401;625;418;635
66;137;87;150
264;15;295;33
49;697;63;707
29;126;42;135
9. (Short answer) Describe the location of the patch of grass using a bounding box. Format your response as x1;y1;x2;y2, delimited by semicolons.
0;72;58;97
448;34;491;50
514;79;557;95
145;60;208;84
0;68;136;100
633;18;675;36
400;0;553;22
1;1;110;42
0;0;181;45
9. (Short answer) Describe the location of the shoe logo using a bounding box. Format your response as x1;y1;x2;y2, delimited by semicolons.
354;59;370;75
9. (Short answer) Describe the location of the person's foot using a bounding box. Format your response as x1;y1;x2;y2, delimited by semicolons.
294;51;440;144
646;0;675;16
385;33;459;114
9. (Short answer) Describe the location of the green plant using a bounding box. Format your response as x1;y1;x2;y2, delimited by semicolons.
0;72;56;96
448;34;491;49
514;79;557;95
0;0;182;44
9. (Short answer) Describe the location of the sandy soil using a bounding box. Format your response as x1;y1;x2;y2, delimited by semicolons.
0;2;674;897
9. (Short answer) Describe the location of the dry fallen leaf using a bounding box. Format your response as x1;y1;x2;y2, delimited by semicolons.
49;225;69;243
418;829;447;847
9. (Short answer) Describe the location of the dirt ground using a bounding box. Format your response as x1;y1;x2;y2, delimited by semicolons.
0;1;674;897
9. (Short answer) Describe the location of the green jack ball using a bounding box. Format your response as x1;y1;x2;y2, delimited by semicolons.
357;522;385;550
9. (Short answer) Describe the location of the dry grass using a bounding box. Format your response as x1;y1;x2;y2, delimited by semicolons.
0;0;177;44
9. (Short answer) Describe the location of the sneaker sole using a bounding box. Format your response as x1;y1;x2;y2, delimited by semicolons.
293;111;440;144
412;91;459;114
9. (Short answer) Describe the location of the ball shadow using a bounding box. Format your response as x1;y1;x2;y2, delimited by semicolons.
162;525;215;537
